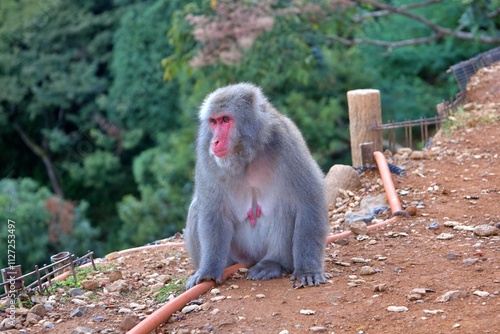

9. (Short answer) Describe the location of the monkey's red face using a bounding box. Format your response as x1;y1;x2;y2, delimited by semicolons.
209;114;234;158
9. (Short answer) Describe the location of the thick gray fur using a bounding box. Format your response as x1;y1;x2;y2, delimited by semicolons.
184;83;328;289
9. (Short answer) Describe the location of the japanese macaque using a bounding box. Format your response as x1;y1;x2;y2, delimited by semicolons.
184;83;328;289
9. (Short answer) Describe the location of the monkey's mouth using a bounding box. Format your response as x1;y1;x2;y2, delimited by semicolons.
213;150;230;158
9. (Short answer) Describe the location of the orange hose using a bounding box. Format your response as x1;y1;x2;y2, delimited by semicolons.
373;151;402;213
127;263;245;334
128;151;404;333
326;215;399;244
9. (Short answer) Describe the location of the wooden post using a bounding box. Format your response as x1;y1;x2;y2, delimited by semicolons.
347;89;383;167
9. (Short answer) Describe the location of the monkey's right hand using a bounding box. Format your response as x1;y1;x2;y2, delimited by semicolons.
186;269;223;289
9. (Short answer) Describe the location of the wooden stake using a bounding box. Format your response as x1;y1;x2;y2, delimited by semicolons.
347;89;383;167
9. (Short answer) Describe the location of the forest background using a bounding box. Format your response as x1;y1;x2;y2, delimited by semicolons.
0;0;499;272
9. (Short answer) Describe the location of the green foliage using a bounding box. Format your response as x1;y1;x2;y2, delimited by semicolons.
0;178;97;271
117;129;195;246
0;178;51;270
48;264;112;292
155;278;187;302
357;0;495;121
106;0;183;137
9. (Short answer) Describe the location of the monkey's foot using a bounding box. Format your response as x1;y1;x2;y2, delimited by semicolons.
246;204;262;227
248;260;282;280
290;270;326;287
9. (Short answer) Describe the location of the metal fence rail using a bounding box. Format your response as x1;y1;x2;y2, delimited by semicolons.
0;250;97;299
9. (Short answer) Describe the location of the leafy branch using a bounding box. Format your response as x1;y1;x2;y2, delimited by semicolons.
329;0;500;51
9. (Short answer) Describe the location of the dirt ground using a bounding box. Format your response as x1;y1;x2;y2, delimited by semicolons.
2;63;500;334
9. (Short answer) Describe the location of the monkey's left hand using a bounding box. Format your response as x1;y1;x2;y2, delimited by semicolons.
290;269;326;287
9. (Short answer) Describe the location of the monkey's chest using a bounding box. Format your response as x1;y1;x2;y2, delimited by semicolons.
230;187;277;226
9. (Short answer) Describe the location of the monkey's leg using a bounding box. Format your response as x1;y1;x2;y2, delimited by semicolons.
247;259;284;280
247;224;293;280
290;210;327;286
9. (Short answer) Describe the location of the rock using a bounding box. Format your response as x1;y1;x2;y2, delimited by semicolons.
118;308;132;313
411;288;434;294
120;315;140;331
15;308;29;316
360;193;388;209
93;316;106;322
130;302;146;311
71;299;87;306
423;309;444;315
426;221;439;230
81;279;100;291
387;306;408;312
300;309;316;315
29;304;47;317
68;288;85;296
43;322;55;329
324;165;361;206
211;296;226;302
407;293;422;301
359;266;376;275
373;284;387;292
351;257;370;264
406;206;417;216
181;305;200;314
473;224;499;237
25;312;41;324
70;307;86;317
349;221;368;235
463;258;479;265
309;326;327;332
473;290;490;297
108;279;129;293
436;233;455;240
148;282;164;293
410;151;425;160
435;290;467;302
108;270;123;283
0;318;16;330
397;147;412;155
70;327;95;334
210;288;221;295
156;274;171;284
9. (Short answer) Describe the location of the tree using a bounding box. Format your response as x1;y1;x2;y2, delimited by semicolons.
329;0;500;51
0;178;97;271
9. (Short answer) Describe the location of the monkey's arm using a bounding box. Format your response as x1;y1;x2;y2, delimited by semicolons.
290;196;328;286
185;197;234;289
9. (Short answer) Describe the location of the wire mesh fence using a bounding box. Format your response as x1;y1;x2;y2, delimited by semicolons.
372;47;499;151
448;46;500;93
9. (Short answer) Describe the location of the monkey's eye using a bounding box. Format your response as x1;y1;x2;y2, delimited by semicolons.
209;118;217;125
221;116;230;123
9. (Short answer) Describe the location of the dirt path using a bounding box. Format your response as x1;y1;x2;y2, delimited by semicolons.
1;63;499;334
